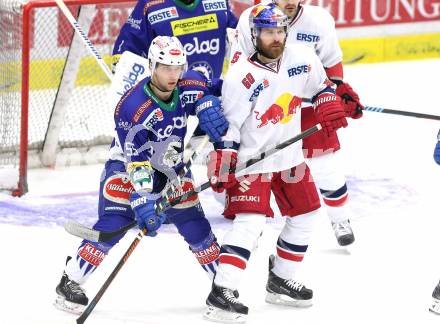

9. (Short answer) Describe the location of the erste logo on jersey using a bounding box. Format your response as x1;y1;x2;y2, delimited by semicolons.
254;93;302;128
180;90;204;106
147;7;178;25
202;0;227;12
296;32;320;43
248;78;269;102
287;64;311;77
171;14;218;36
142;108;164;129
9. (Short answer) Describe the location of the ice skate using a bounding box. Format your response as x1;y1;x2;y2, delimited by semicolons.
265;261;313;307
332;220;355;246
430;281;440;314
54;271;88;315
204;283;248;323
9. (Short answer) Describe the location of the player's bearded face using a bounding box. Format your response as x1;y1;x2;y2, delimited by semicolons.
257;27;286;60
152;63;184;92
276;0;300;18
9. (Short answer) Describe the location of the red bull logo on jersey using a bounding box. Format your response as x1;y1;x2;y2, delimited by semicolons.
248;78;269;102
254;93;302;128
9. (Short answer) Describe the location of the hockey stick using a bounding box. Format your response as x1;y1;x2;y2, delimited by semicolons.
54;0;113;80
364;106;440;121
67;124;322;242
76;229;146;324
75;137;210;323
64;135;210;242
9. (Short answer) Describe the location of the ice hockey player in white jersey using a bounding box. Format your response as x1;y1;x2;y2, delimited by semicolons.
203;4;348;322
230;0;364;247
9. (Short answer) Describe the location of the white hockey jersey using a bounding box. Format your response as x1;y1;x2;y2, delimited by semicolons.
230;3;342;71
222;44;332;175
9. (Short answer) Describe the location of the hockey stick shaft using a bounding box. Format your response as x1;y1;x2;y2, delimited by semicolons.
54;0;113;80
364;106;440;121
76;230;145;324
158;124;322;212
64;135;210;242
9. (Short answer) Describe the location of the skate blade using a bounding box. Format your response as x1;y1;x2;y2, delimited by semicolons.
265;292;313;308
429;297;440;314
54;295;86;315
203;306;247;324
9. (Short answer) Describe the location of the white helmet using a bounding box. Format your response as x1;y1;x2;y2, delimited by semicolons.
148;36;187;75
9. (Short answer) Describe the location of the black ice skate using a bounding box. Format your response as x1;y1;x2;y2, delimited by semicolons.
54;271;88;314
204;283;248;323
430;281;440;314
332;220;355;246
265;263;313;307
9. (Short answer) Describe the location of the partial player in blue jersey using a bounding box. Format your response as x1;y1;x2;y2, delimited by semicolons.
430;129;440;314
54;36;229;315
112;0;238;80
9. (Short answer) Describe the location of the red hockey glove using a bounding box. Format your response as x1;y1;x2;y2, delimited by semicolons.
336;82;364;119
314;93;348;137
207;149;238;193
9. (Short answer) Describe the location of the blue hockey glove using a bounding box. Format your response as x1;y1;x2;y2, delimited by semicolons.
195;95;229;143
129;193;166;237
434;130;440;165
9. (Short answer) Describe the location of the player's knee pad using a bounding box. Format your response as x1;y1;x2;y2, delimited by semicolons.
320;183;348;207
65;240;111;284
280;209;318;246
218;213;266;270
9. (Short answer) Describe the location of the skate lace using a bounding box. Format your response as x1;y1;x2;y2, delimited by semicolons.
222;288;239;304
66;280;86;296
284;279;304;291
333;220;352;236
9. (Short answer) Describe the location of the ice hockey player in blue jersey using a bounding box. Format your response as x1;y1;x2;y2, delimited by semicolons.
434;129;440;165
54;36;229;315
112;0;238;80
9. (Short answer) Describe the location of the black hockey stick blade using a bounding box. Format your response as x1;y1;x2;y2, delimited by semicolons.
64;220;136;242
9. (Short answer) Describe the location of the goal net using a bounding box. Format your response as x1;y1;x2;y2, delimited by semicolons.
0;0;254;196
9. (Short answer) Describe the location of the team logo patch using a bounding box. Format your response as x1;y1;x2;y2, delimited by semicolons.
103;174;134;205
255;93;302;128
167;177;199;209
79;243;105;266
202;0;227;12
171;14;218;36
147;7;178;25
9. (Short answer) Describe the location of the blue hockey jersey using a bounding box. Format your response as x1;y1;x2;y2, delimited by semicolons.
112;0;238;79
113;70;210;182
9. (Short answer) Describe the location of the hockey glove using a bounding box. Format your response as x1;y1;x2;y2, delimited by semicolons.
129;193;166;237
196;95;229;143
336;82;364;119
434;129;440;165
207;149;238;193
314;92;348;137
